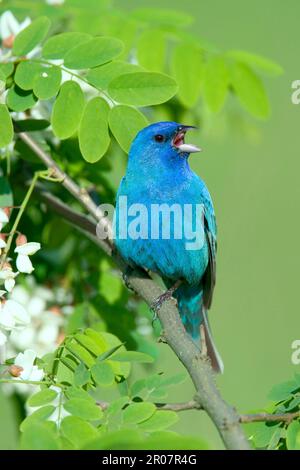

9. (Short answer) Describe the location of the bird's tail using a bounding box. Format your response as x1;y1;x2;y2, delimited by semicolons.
173;283;224;374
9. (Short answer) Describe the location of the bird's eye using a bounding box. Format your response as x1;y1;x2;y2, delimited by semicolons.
154;134;165;143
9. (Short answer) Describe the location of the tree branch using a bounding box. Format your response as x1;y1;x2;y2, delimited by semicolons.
19;130;250;450
239;411;300;424
17;129;113;243
156;400;202;411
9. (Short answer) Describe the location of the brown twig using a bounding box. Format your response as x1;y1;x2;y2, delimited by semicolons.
240;411;300;424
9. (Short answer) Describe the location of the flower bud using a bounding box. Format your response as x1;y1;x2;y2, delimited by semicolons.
8;365;23;377
2;34;15;49
3;207;10;215
2;262;12;270
49;305;61;316
16;234;27;246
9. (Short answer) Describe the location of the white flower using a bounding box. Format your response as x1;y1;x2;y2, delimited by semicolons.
0;329;7;346
15;242;41;274
0;269;18;292
0;239;6;249
14;349;44;381
0;299;29;345
0;208;9;231
15;242;41;256
0;10;31;40
1;299;30;328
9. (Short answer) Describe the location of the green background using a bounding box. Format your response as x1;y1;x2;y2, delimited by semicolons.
113;0;299;448
1;0;299;449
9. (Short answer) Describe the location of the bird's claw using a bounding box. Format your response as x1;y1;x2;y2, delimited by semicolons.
122;266;134;292
150;289;177;324
150;279;182;323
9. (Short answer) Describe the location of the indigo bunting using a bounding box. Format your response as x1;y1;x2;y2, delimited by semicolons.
115;122;223;372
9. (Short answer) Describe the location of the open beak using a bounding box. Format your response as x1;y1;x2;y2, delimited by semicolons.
172;125;201;154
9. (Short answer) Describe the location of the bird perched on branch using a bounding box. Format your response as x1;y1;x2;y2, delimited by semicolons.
115;122;223;373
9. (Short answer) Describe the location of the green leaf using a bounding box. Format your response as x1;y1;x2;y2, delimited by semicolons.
14;61;42;90
65;342;95;368
0;177;13;207
64;37;124;70
7;86;37;112
42;32;92;59
20;405;55;432
13;17;51;56
91;362;115;386
171;42;203;108
61;416;98;449
0;68;5;87
250;422;281;448
230;63;270;119
131;379;147;397
83;429;143;450
107;396;129;416
0;105;13;148
204;56;229;113
109;105;148;153
109;72;178;106
132;8;193;28
66;386;95;404
97;344;124;362
227;50;283;76
137;29;166;72
158;373;187;387
85;328;107;353
287;421;300;450
138;432;208;450
14;119;50;132
21;422;59;450
267;426;283;450
74;362;90;387
33;65;62;100
51;81;85;139
0;63;14;79
285;396;300;411
123;402;156;424
268;380;299;402
86;61;141;91
27;389;57;407
74;333;103;357
14;138;40;163
64;398;103;421
139;410;178;432
78;97;110;163
112;351;154;363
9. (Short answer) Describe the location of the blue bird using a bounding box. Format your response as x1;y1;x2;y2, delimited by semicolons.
115;122;223;373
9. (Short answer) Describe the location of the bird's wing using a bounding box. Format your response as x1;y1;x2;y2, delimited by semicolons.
202;201;217;310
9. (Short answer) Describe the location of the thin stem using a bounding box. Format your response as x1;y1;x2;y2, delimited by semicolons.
0;379;51;386
0;171;39;269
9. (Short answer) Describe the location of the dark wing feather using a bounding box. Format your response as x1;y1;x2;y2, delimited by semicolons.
202;214;217;309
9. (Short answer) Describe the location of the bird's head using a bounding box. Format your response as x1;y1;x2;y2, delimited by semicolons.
128;121;201;172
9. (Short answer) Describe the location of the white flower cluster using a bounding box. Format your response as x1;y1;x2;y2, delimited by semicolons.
0;209;41;348
0;208;72;388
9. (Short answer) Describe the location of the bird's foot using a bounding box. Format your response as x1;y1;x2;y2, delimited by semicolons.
122;266;134;292
150;280;183;323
